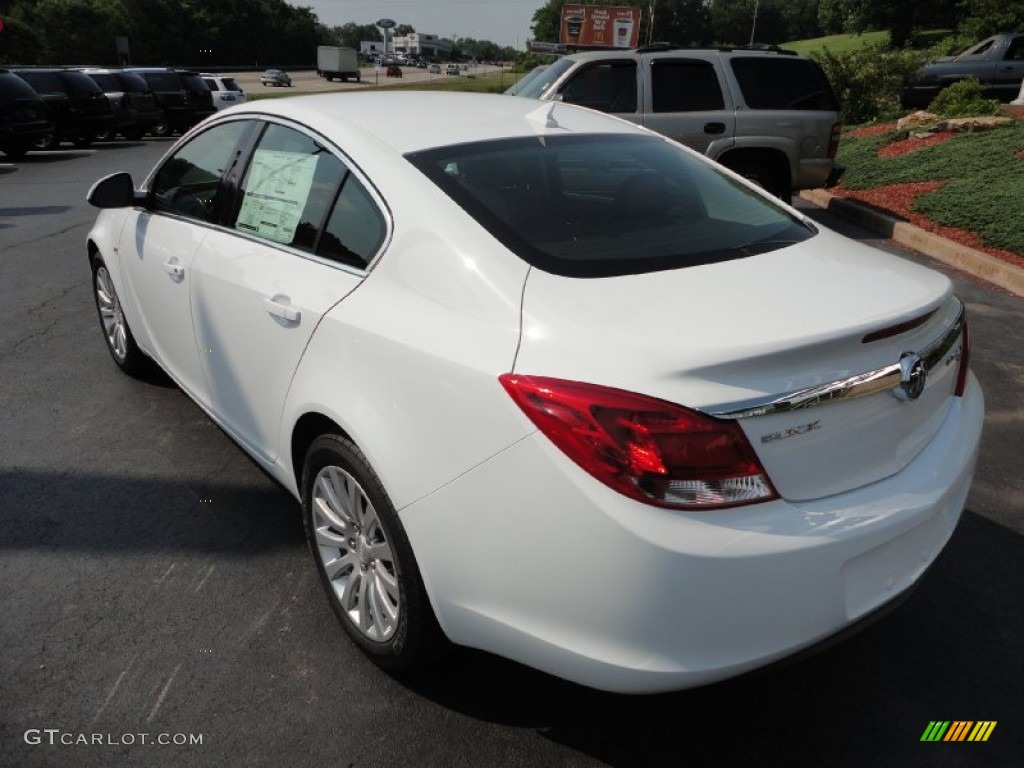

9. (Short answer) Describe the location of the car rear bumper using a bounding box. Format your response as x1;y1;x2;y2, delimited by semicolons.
400;374;983;693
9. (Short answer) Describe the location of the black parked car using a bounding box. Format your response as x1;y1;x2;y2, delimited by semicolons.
12;68;115;148
79;69;163;140
125;68;216;136
0;68;53;157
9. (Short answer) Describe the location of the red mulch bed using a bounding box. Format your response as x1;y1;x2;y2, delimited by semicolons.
846;122;897;138
831;181;1024;270
877;131;956;157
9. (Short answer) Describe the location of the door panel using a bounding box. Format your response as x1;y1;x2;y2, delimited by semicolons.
191;234;361;460
120;212;209;403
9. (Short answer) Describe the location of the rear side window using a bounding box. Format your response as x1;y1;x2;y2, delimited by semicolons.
408;134;812;278
116;72;150;92
558;61;637;113
650;59;725;112
232;122;386;267
221;78;241;92
730;57;839;111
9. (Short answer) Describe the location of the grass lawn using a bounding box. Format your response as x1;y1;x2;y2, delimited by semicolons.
785;30;889;55
836;122;1024;254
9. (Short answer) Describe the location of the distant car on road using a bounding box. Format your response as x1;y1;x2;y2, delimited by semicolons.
386;65;402;78
446;63;460;76
261;69;292;87
428;63;441;74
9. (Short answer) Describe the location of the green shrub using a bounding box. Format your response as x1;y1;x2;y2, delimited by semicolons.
927;78;1003;117
812;43;934;124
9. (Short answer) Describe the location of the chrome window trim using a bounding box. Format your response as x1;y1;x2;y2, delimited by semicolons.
705;300;966;420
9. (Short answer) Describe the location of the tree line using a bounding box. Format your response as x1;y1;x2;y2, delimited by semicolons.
531;0;1024;49
0;0;515;67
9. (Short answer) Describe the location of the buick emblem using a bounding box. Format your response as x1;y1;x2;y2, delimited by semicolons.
894;352;926;401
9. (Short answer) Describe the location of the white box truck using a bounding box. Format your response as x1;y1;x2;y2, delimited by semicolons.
317;46;361;82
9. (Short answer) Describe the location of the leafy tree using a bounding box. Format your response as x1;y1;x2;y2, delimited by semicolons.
394;24;415;36
329;22;382;51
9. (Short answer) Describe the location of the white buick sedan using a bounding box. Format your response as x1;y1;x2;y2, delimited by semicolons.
86;92;983;693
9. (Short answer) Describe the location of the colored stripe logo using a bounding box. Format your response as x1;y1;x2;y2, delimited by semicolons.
921;721;997;742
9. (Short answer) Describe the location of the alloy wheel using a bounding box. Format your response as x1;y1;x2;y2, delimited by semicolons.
312;465;400;641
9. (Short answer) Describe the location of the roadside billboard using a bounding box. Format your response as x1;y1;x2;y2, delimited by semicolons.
560;4;641;49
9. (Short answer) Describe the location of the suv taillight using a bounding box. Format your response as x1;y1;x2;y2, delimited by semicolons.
500;375;778;510
828;122;842;159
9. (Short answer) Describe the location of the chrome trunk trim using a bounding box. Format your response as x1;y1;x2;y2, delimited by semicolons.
706;301;965;420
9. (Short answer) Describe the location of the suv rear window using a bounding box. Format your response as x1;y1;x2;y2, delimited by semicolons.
140;72;183;91
16;71;64;94
730;57;838;111
0;71;41;99
408;134;812;278
58;72;103;96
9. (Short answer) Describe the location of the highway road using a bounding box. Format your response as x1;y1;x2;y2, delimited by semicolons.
1;139;1021;767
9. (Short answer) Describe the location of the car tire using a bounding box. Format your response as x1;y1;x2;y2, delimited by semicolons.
302;434;446;672
90;254;149;376
729;160;791;205
73;135;94;148
149;121;171;138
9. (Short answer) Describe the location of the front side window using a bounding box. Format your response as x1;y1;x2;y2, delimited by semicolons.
558;61;637;113
150;120;252;222
651;59;725;112
408;134;812;278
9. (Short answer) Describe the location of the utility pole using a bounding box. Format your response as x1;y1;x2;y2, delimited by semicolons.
749;0;759;47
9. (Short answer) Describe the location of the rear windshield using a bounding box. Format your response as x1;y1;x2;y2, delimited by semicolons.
116;72;150;92
729;57;839;111
16;71;64;94
86;73;120;91
407;134;813;278
178;73;209;92
58;72;103;95
220;77;240;91
1;72;41;99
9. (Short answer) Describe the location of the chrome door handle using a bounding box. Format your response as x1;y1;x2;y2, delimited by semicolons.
263;297;300;323
163;262;185;279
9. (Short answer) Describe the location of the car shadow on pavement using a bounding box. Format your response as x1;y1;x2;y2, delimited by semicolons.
398;510;1022;767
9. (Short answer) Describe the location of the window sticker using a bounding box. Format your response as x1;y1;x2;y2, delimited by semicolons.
236;150;318;243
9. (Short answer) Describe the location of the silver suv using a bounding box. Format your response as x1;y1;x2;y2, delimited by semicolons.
510;45;844;201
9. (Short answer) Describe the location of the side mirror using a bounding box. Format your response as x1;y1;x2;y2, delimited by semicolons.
87;172;147;208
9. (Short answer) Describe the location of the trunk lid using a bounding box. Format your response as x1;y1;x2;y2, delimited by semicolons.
513;228;965;501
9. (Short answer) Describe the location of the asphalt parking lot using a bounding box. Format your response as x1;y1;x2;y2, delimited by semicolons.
1;138;1021;767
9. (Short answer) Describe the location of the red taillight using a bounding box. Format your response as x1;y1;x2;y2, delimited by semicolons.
828;122;842;159
955;319;970;397
499;375;778;510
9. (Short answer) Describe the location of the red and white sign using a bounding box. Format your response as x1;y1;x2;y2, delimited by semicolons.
560;4;641;49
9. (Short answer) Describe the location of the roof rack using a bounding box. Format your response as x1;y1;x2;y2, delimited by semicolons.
633;42;798;55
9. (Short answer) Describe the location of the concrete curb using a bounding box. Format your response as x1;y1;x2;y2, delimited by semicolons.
799;189;1024;298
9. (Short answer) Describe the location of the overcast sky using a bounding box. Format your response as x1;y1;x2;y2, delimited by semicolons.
295;1;542;49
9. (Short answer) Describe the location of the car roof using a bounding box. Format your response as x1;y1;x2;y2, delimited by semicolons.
228;91;648;154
